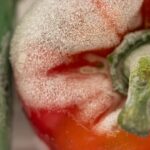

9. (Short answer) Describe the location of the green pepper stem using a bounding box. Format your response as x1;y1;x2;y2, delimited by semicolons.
118;56;150;136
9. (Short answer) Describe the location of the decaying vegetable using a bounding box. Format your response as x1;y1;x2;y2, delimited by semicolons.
109;30;150;136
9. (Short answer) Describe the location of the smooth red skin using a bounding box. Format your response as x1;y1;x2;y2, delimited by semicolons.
143;0;150;28
24;106;150;150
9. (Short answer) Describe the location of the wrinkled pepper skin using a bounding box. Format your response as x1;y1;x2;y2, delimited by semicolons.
10;0;150;150
0;0;15;149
